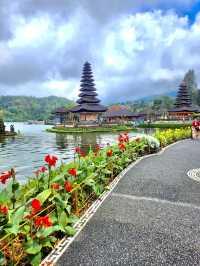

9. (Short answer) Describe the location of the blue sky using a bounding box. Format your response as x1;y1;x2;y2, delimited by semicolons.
0;0;200;103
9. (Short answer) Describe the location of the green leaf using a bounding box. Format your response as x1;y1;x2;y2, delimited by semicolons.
36;189;52;204
0;251;7;265
59;211;69;229
25;240;42;255
5;224;19;235
19;224;30;234
0;190;10;204
9;206;25;226
65;225;76;236
40;239;53;248
36;225;61;238
30;252;42;266
12;182;20;192
83;179;95;186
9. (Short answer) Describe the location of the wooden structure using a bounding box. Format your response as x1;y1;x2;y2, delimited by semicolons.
103;105;149;124
168;80;199;120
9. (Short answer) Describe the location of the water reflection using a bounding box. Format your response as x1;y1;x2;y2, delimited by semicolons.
0;123;138;183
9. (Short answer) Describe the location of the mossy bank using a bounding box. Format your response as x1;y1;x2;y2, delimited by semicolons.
47;125;137;134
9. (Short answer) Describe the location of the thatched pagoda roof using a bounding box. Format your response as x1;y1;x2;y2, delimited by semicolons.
68;62;107;113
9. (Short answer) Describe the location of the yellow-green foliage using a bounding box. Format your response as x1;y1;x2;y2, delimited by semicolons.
154;127;191;147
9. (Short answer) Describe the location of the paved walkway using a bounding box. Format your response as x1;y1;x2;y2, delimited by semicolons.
58;139;200;266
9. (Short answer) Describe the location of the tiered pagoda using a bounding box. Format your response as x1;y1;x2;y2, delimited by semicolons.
0;118;5;134
52;62;107;125
168;80;199;119
68;62;107;123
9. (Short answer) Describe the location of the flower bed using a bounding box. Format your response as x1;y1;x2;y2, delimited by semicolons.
154;127;191;147
0;129;191;265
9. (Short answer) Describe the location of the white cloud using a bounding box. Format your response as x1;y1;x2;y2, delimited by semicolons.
0;1;200;103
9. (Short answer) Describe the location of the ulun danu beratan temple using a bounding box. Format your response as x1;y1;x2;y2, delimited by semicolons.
168;80;200;120
53;62;107;126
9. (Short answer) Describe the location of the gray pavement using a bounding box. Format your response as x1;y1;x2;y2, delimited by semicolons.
58;139;200;266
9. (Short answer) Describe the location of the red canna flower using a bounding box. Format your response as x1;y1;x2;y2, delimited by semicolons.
118;135;125;143
123;134;129;142
25;210;36;219
75;147;81;153
44;154;58;167
0;171;12;184
106;150;113;157
118;143;126;151
33;169;41;176
80;151;85;157
31;199;42;212
68;168;77;176
64;180;72;192
95;145;101;152
51;183;60;190
40;166;47;173
0;205;8;214
34;216;52;227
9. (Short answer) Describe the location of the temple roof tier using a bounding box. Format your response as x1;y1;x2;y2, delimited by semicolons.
77;97;100;104
78;91;98;97
68;61;107;113
69;104;107;113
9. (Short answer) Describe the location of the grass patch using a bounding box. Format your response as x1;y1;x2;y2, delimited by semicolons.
47;125;137;134
138;122;191;129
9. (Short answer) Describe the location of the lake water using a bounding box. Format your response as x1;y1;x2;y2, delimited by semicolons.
0;123;139;183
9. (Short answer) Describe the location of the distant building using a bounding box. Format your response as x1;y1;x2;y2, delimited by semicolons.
103;106;147;124
168;80;200;120
52;62;107;126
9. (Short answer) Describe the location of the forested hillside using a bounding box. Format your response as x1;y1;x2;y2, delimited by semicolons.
0;96;74;121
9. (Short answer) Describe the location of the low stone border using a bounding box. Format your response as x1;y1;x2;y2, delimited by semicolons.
187;168;200;182
40;139;187;266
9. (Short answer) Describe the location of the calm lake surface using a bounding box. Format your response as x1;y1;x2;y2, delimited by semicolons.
0;123;140;183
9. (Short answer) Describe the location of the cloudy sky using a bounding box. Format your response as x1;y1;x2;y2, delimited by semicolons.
0;0;200;103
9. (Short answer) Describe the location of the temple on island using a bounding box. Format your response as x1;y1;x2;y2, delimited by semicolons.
168;80;200;120
53;62;107;126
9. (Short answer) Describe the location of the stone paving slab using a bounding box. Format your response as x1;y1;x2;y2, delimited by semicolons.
58;139;200;266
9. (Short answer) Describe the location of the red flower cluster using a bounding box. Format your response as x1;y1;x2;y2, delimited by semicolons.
0;205;8;214
118;143;126;151
106;150;113;157
44;155;58;167
68;168;77;176
34;216;52;227
192;121;200;127
75;147;85;157
33;166;48;176
0;171;12;184
40;166;48;172
64;180;72;192
32;199;42;212
51;183;60;190
95;145;101;152
118;135;125;143
123;132;129;142
26;199;42;219
118;133;129;143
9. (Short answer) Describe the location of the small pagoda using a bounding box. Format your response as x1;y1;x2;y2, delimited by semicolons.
0;118;5;134
168;80;199;119
68;62;107;124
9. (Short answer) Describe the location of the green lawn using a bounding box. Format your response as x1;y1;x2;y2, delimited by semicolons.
47;125;136;134
138;122;191;129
